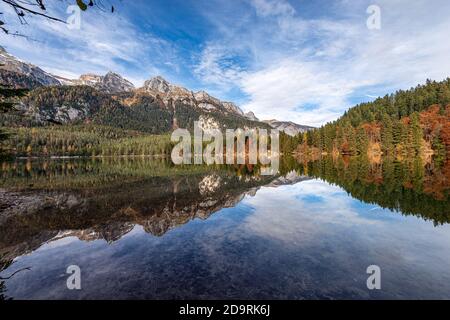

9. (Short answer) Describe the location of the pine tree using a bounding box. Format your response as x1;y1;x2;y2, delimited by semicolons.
410;112;422;154
381;114;394;155
356;127;369;155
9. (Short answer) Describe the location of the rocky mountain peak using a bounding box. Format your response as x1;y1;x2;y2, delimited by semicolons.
194;90;221;104
79;73;102;84
263;119;315;136
143;75;171;93
244;111;259;121
101;71;135;93
78;72;134;93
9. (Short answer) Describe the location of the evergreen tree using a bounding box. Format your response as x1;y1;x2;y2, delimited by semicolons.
381;114;394;154
410;112;422;154
356;127;369;155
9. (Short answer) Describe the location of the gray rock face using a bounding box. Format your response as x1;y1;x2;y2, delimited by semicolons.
0;47;61;86
263;119;315;136
143;76;171;93
78;72;135;93
244;111;259;121
99;72;135;93
222;102;244;116
140;76;248;117
78;73;102;85
193;90;223;111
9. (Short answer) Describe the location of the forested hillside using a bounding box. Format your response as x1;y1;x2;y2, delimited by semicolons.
4;125;172;157
288;78;450;159
0;83;270;157
1;85;267;132
0;85;28;156
3;77;450;159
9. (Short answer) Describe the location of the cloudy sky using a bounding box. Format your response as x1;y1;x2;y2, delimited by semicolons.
1;0;450;126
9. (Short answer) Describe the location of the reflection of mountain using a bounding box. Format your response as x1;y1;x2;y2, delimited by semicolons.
0;168;310;263
266;170;312;187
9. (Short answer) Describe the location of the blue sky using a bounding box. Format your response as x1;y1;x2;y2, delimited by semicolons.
1;0;450;126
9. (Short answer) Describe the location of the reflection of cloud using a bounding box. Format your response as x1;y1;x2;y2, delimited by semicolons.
242;180;380;245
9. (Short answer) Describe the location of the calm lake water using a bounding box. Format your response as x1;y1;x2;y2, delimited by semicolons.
1;157;449;299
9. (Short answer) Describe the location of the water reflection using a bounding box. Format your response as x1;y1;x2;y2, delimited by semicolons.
0;157;449;299
295;156;450;224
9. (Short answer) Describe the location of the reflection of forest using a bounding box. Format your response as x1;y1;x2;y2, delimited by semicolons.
0;259;12;300
288;155;450;225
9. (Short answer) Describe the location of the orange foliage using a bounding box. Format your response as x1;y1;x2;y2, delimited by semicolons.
419;105;449;145
361;122;381;143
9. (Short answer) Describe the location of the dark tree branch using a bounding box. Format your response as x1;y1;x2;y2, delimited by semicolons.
0;0;117;36
0;267;31;280
2;0;66;23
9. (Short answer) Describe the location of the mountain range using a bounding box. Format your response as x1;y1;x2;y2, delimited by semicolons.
0;46;313;135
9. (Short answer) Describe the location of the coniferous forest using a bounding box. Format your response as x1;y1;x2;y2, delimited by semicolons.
1;78;450;162
280;78;450;161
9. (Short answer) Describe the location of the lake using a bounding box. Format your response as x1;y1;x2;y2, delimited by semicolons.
1;157;449;299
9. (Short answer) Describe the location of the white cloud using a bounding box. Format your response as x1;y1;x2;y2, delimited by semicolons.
251;0;296;18
194;44;245;89
242;179;380;245
240;58;358;126
196;0;450;126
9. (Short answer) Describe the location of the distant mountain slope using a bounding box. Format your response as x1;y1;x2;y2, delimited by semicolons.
0;46;60;86
3;84;268;134
263;119;315;136
77;72;135;93
0;69;43;89
244;111;259;121
139;76;245;118
0;47;134;93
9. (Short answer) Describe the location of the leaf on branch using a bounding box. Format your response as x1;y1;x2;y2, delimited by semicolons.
76;0;88;11
36;0;46;11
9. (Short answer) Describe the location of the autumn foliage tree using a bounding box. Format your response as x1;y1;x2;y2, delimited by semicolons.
296;78;450;158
